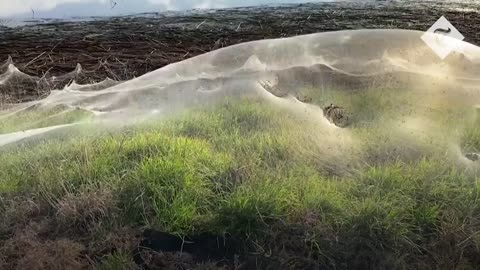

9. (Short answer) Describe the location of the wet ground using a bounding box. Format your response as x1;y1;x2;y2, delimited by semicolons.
0;1;479;101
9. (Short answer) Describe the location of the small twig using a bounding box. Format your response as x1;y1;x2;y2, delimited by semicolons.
49;39;64;53
24;51;46;69
196;19;207;29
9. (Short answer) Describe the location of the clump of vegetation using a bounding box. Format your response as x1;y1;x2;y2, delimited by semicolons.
1;96;479;269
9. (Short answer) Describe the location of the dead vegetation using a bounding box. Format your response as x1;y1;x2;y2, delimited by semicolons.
1;1;479;102
1;229;88;270
0;191;138;270
54;190;117;234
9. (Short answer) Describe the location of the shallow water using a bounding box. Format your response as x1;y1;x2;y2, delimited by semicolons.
1;1;477;28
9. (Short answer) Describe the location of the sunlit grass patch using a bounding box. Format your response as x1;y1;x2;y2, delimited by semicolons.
119;135;232;233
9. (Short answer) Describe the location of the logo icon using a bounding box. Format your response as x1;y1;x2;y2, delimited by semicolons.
421;16;464;59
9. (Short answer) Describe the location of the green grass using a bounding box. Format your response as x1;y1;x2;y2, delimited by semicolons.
1;96;479;269
0;104;92;134
97;251;136;270
461;109;480;153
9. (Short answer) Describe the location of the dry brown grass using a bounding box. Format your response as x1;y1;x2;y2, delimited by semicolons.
0;190;141;270
0;197;48;235
54;189;118;234
1;227;89;270
88;226;139;262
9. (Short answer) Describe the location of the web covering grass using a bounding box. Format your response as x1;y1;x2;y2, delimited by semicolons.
1;96;480;269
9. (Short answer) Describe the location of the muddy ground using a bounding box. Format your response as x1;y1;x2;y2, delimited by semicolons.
0;1;479;101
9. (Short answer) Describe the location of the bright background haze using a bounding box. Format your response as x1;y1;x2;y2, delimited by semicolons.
0;0;332;18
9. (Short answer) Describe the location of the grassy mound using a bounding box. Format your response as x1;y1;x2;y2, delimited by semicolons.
1;98;479;269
